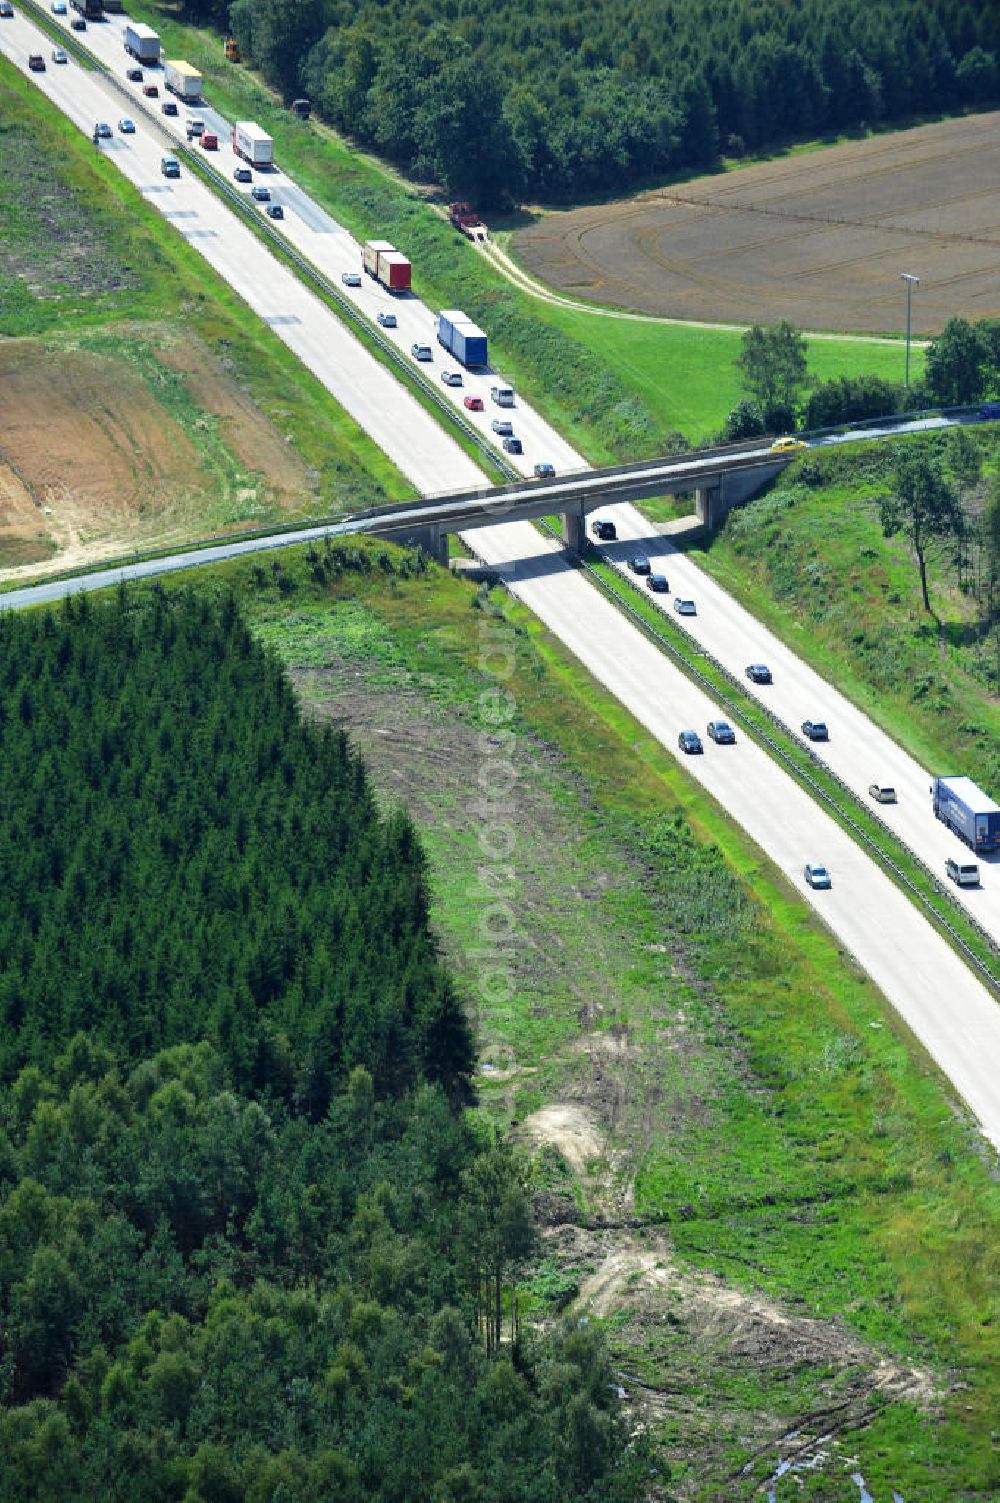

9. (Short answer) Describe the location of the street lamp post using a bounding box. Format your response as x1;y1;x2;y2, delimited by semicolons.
900;273;920;389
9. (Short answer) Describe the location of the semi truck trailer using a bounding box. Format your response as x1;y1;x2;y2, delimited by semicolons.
931;775;1000;852
124;23;160;64
232;122;273;168
163;60;203;104
361;240;412;292
436;310;488;368
70;0;103;17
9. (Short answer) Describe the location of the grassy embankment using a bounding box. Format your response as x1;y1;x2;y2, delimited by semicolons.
687;431;1000;791
134;4;921;456
130;537;1000;1500
0;56;410;555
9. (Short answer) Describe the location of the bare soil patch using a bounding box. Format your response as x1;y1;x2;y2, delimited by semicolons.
553;1225;938;1496
522;1103;605;1175
0;334;312;581
515;111;1000;334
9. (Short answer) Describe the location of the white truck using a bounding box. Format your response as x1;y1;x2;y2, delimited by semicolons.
124;22;160;65
232;122;274;169
163;60;203;105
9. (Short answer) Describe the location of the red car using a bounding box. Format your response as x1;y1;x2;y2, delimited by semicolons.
463;394;484;411
200;132;218;150
143;83;159;97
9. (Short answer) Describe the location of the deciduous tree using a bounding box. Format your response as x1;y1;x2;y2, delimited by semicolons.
880;448;964;613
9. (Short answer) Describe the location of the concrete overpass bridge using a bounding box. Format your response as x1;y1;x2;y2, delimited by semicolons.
360;439;790;562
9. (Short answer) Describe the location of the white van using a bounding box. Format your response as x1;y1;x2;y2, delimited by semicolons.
946;858;980;887
490;385;514;407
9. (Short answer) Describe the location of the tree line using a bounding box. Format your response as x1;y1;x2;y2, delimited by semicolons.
168;0;998;203
724;315;1000;440
0;589;648;1499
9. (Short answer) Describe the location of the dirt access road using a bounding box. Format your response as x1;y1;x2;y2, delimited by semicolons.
514;110;1000;335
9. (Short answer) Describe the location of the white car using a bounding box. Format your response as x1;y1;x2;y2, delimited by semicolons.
51;0;67;10
441;370;463;387
376;310;397;328
804;863;832;890
51;46;68;63
341;271;362;288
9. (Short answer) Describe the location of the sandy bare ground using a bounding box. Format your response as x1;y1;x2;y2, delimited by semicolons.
0;331;312;583
514;110;1000;335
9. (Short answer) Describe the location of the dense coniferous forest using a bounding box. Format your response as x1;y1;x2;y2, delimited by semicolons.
180;0;1000;201
0;591;644;1499
0;588;471;1107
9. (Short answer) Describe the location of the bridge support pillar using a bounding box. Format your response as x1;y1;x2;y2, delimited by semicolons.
695;483;722;531
394;523;449;566
561;501;587;552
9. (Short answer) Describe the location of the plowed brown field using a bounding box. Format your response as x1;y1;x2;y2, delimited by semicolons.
0;333;311;580
514;111;1000;334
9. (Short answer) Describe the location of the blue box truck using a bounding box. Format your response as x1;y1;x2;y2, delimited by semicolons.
931;776;1000;852
437;309;488;368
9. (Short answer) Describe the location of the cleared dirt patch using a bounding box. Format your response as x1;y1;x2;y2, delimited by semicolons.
522;1103;605;1174
554;1225;938;1497
515;111;1000;334
0;334;313;580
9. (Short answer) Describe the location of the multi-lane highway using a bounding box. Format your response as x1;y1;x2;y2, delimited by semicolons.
4;7;1000;1145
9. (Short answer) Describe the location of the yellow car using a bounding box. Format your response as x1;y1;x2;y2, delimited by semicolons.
770;436;808;453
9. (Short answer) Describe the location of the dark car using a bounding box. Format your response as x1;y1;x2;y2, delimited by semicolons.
678;730;703;755
591;518;616;541
979;401;1000;421
629;555;651;575
70;15;86;28
707;719;736;744
143;83;159;98
801;719;829;741
160;155;181;179
745;663;772;684
533;462;556;479
233;167;252;184
28;53;45;71
162;101;179;117
0;3;14;15
94;122;112;139
265;202;284;219
646;573;669;593
126;67;143;82
251;185;271;202
502;436;523;455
